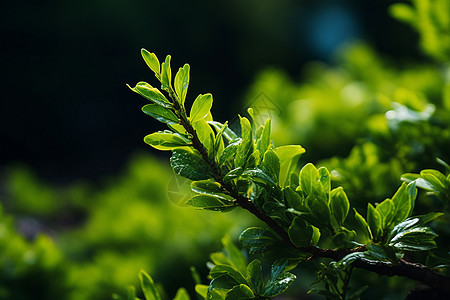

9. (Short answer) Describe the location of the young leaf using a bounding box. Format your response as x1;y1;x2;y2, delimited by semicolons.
191;180;233;201
225;285;254;300
288;217;313;247
170;149;211;180
234;116;253;168
174;64;190;105
283;187;302;211
241;168;277;188
391;182;417;225
192;118;215;154
256;118;271;154
223;167;244;182
128;82;172;108
354;209;372;240
210;265;247;284
420;169;447;193
300;163;320;195
219;139;241;166
329;187;350;226
247;260;263;294
318;167;331;194
262;150;280;182
190;94;213;123
274;145;306;186
161;55;172;91
367;203;382;240
141;49;160;76
209;121;239;142
375;199;394;230
144;131;191;151
186;195;233;211
139;270;161;300
142;104;179;125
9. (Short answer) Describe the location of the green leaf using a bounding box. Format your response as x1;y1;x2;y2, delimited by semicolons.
223;167;244;182
300;163;320;195
245;150;261;169
288;217;313;247
192;118;215;154
191;94;213;123
139;270;161;300
274;145;305;186
420;170;447;193
376;199;394;229
261;150;280;182
209;121;239;141
311;226;321;246
391;182;417;225
210;265;247;284
186;195;233;211
141;49;160;76
144;131;191;151
174;64;190;105
247;260;263;294
170;149;211;180
213;122;228;159
367;203;382;240
173;288;191;300
256;118;271;154
128;82;172;108
305;187;331;226
221;235;248;276
191;180;234;201
318;167;331;194
283;187;302;210
241;168;277;188
142;104;179;125
329;187;350;226
354;209;372;240
388;213;442;251
235;116;253;168
263;260;296;297
225;285;254;300
390;227;438;251
161;55;172;91
239;227;280;254
219;139;241;166
209;275;238;295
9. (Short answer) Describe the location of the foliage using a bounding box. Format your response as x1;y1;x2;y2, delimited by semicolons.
0;155;251;300
127;19;450;296
0;204;69;300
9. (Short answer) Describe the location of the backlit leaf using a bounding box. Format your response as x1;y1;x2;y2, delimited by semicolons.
141;49;160;76
191;94;213;123
128;82;172;108
142;104;179;125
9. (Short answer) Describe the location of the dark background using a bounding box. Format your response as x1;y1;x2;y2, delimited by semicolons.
0;0;420;182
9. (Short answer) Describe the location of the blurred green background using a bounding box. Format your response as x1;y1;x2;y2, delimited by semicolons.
1;0;449;299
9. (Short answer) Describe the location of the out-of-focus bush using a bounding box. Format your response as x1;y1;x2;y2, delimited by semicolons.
1;153;252;300
246;42;449;207
0;204;69;300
